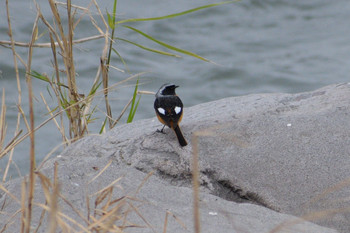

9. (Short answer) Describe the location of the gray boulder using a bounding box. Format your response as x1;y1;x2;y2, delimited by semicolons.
1;83;349;232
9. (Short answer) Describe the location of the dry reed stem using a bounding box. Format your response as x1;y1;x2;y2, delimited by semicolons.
0;209;22;233
270;206;350;233
110;90;154;127
191;133;201;233
88;159;113;185
47;162;59;233
162;211;169;233
101;58;113;128
48;33;68;145
34;203;87;232
88;199;126;231
23;11;40;233
91;0;112;129
135;171;154;195
90;177;124;198
40;93;68;144
112;97;134;128
0;184;20;204
20;179;27;233
33;200;48;233
0;35;104;48
44;0;81;140
306;177;350;208
0;89;6;151
167;211;188;231
127;201;156;233
4;0;24;183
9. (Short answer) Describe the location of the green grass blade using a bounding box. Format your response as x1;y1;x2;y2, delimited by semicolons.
88;81;102;96
127;78;140;123
30;70;50;82
111;48;130;73
100;117;107;134
123;25;210;62
116;0;240;24
130;95;141;120
116;37;181;58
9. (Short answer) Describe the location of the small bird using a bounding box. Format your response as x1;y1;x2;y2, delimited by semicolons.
154;83;188;147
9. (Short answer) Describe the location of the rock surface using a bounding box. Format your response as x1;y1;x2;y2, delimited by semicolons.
1;83;350;232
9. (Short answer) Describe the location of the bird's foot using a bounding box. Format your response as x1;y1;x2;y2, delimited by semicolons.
156;125;166;134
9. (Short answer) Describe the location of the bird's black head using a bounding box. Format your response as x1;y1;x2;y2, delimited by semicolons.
157;83;179;96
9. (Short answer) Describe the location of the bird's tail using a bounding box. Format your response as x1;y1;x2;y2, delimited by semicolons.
174;125;188;147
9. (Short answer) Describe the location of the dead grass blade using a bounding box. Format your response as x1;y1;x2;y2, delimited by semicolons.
90;176;124;198
0;184;20;204
88;159;113;185
101;58;113;128
135;170;154;195
40;93;68;144
127;201;156;233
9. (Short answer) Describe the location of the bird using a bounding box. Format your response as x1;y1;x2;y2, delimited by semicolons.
154;83;188;147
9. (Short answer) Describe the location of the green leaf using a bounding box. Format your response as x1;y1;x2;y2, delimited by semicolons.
106;0;117;29
115;0;239;24
107;11;114;29
115;37;181;58
122;25;210;62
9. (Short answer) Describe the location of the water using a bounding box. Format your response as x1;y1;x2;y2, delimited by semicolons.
1;0;350;178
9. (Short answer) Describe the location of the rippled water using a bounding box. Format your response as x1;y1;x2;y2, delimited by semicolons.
1;0;350;177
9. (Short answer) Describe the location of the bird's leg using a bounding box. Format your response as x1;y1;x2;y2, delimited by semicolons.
156;125;166;134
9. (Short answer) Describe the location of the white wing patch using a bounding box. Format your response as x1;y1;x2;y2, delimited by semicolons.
157;107;166;115
174;106;182;114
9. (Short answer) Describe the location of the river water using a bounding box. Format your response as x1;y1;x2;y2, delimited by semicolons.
1;0;350;178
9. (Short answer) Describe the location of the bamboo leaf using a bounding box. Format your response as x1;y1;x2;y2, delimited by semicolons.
122;26;210;62
115;37;181;58
115;0;239;25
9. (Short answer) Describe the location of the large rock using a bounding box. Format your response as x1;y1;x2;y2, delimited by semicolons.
0;158;336;232
1;83;349;232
